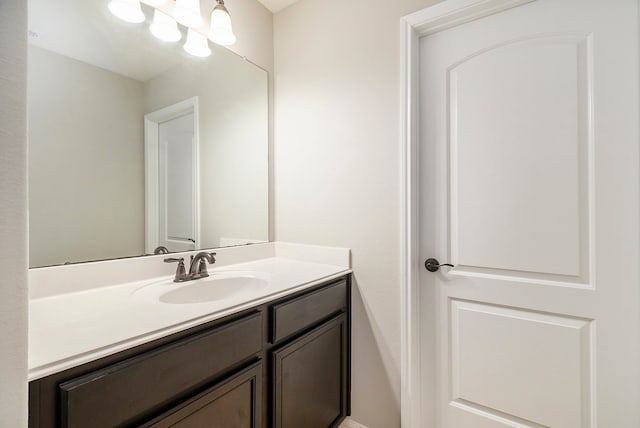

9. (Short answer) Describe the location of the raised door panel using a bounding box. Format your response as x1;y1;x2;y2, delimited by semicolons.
450;300;592;428
450;34;591;283
143;362;262;428
272;314;347;428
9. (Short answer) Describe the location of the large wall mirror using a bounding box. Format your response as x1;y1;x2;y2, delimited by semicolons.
28;0;269;268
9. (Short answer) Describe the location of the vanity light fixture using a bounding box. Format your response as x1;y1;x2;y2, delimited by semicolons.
150;9;182;42
184;28;212;57
109;0;237;56
209;0;236;46
174;0;202;27
108;0;145;23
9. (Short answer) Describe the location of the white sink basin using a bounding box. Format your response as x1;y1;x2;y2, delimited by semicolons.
160;276;268;304
133;271;271;304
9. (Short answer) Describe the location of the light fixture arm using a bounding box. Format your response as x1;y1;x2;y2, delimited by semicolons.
215;0;229;14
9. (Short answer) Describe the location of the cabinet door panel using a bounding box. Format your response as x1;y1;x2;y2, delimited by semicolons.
144;361;262;428
272;314;347;428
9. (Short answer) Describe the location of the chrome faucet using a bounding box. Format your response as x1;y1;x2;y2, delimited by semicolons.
164;252;216;283
188;252;217;280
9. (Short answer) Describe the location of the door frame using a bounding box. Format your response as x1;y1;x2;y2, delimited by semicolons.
399;1;535;427
144;96;201;254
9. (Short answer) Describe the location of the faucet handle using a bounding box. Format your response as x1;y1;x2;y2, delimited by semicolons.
164;257;188;282
197;259;210;278
199;253;216;276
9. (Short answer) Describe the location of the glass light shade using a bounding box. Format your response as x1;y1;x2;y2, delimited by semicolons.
184;29;211;57
208;4;236;46
175;0;202;27
141;0;165;5
108;0;145;23
150;9;181;42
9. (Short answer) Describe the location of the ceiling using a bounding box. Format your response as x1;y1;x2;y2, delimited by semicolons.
256;0;300;13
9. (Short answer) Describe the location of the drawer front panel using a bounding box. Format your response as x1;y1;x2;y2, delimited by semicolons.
271;279;346;343
60;312;262;428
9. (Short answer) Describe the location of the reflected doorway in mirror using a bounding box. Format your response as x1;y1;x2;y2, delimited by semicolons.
144;97;200;254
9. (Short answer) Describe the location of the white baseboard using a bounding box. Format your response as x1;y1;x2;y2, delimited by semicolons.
340;417;369;428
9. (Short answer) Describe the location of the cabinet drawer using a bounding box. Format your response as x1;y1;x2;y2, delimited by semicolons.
59;312;262;428
271;279;346;343
142;361;263;428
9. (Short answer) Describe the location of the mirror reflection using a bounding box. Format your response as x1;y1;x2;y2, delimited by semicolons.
28;0;269;268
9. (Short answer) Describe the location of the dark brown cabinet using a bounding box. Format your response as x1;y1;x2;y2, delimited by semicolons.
142;362;262;428
270;280;347;343
59;314;263;428
272;315;348;428
29;275;351;428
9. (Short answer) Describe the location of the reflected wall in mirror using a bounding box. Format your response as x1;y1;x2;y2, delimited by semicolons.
28;0;269;268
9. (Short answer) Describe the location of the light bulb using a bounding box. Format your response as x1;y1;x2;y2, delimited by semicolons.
208;1;236;46
150;9;181;42
175;0;202;27
184;29;211;57
108;0;145;23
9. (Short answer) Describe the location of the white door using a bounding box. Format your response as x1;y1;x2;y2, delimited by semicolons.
418;0;639;427
158;112;196;253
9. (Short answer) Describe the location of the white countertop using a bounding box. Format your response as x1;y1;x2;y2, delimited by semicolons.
29;252;351;381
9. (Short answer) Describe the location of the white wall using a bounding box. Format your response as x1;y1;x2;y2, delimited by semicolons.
225;0;274;74
0;0;29;425
273;1;440;426
28;47;145;267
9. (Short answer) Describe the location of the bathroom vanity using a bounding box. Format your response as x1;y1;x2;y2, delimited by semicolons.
28;245;351;428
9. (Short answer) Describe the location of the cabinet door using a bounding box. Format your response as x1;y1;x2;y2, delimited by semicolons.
143;361;262;428
272;314;347;428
